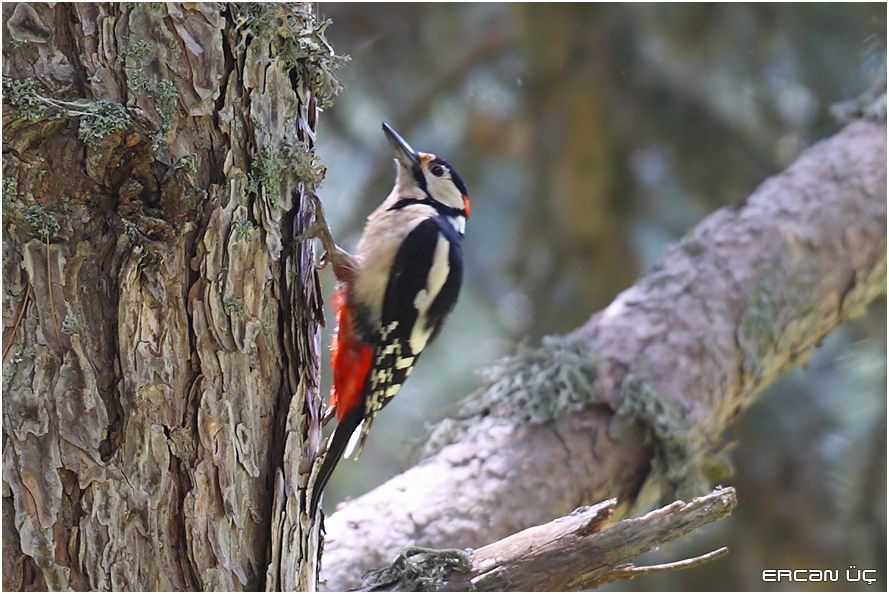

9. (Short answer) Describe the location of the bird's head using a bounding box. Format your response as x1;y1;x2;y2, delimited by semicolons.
383;122;470;218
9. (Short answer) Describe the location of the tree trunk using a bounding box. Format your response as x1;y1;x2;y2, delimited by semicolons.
2;3;343;590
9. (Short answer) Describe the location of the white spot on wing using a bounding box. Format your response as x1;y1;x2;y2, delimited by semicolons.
411;234;450;354
395;356;415;369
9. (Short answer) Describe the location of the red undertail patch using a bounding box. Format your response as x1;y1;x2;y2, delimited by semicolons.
330;288;373;421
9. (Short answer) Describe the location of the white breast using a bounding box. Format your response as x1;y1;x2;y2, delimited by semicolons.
351;202;437;324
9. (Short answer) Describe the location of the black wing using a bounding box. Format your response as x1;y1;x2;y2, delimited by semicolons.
351;217;463;456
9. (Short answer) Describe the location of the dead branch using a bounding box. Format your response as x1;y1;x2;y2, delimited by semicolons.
362;487;736;591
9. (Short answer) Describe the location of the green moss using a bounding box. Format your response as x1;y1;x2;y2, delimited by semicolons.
166;39;182;59
142;2;167;16
738;273;814;378
420;331;722;502
77;100;130;147
3;346;35;392
232;3;348;109
288;141;326;187
23;205;60;241
2;77;47;120
122;38;151;61
12;346;35;365
127;70;154;95
173;154;197;174
3;77;132;147
224;296;246;318
422;334;600;457
120;37;179;149
247;146;285;198
232;219;254;242
277;16;349;110
615;373;711;500
123;219;138;241
61;314;80;335
3;176;18;198
361;547;472;592
153;79;178;125
247;142;327;200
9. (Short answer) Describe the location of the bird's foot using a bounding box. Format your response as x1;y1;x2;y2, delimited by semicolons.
297;191;357;281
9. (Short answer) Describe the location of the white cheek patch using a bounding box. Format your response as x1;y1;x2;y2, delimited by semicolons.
427;174;465;210
411;234;450;354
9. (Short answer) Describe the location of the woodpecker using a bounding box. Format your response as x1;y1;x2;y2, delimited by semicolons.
309;123;470;517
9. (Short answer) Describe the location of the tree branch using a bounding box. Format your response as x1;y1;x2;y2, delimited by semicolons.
602;547;729;584
362;487;736;591
320;118;886;590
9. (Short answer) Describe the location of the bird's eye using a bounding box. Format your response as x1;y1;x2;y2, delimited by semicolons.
430;164;445;177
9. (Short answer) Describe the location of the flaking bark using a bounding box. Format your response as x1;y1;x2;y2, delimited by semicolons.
320;118;887;590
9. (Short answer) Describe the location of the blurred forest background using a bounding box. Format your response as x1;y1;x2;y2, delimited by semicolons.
314;4;885;591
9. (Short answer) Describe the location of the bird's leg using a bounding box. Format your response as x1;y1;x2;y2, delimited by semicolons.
297;191;358;282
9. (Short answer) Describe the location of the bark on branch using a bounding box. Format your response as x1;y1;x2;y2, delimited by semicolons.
363;487;736;592
319;119;887;590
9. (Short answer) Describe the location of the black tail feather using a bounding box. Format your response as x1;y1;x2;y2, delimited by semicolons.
309;406;363;518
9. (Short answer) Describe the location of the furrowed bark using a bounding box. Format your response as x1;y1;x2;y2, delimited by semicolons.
320;118;886;590
2;3;343;590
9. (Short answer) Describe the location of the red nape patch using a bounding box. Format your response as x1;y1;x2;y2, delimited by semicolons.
330;288;373;421
462;195;471;217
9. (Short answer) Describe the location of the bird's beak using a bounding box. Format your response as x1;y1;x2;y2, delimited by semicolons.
382;122;419;168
